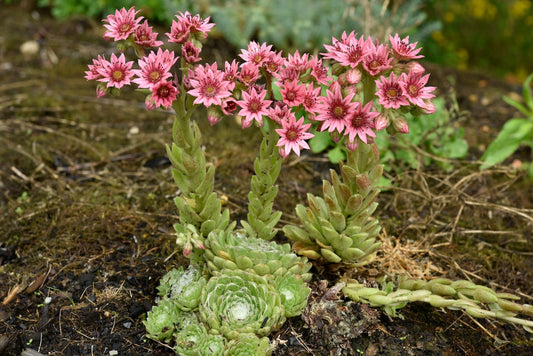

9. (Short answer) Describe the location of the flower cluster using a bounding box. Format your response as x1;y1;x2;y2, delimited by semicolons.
85;7;435;160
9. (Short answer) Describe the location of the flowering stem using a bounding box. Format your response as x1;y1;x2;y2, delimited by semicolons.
166;92;232;252
241;118;283;240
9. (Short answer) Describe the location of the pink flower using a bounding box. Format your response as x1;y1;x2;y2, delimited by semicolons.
274;66;300;83
133;49;177;89
237;88;272;128
315;85;357;134
322;31;358;62
375;72;409;109
399;71;436;109
150;81;179;108
362;42;393;76
280;79;306;107
103;7;143;41
238;62;260;85
389;34;423;60
134;20;163;47
221;98;238;115
308;55;331;85
167;11;214;43
276;115;314;158
167;18;189;44
180;12;215;40
264;51;285;74
285;50;310;73
301;84;321;116
338;33;370;68
182;41;201;63
85;55;107;80
268;102;292;125
240;41;274;67
97;53;134;89
343;101;379;144
188;65;232;107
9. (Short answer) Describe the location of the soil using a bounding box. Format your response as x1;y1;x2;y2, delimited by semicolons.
1;5;532;356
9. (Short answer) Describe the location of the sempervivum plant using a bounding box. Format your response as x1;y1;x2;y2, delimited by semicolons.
283;143;383;265
174;321;208;355
224;333;272;356
204;230;312;281
156;265;207;311
143;298;181;342
274;274;311;317
200;269;285;339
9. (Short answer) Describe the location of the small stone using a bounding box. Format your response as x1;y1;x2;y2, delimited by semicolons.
20;40;39;57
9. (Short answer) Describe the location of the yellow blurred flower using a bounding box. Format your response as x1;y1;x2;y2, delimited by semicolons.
510;0;531;19
467;0;497;20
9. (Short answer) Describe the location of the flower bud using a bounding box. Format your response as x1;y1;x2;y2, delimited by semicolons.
330;130;343;143
96;84;109;98
145;96;156;111
373;114;389;131
392;117;409;134
345;139;359;151
345;68;362;84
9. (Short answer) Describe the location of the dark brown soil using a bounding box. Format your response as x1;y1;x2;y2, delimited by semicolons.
1;5;532;356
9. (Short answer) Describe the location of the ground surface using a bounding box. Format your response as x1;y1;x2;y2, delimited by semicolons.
1;5;532;356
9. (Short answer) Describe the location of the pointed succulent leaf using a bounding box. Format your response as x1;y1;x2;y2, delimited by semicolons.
320;248;342;263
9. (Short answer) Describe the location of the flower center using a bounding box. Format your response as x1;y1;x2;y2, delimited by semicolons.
249;101;260;111
286;129;299;141
286;91;296;101
158;87;169;97
119;23;131;34
351;114;364;128
149;71;161;82
204;85;216;97
408;84;418;96
112;70;124;80
369;60;380;70
386;87;398;99
333;105;345;119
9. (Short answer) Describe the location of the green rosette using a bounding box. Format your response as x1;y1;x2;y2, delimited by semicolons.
143;298;181;342
204;230;312;281
200;334;226;356
199;269;285;339
223;333;272;356
274;274;311;317
174;321;208;355
157;265;207;311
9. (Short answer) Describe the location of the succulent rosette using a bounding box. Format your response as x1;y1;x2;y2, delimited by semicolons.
200;269;285;339
200;334;226;356
223;333;272;356
174;322;208;355
204;230;312;281
274;274;311;317
157;265;207;311
143;298;181;342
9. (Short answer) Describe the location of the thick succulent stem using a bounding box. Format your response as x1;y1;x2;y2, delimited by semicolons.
283;142;383;265
242;119;283;240
167;88;233;255
342;277;533;333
